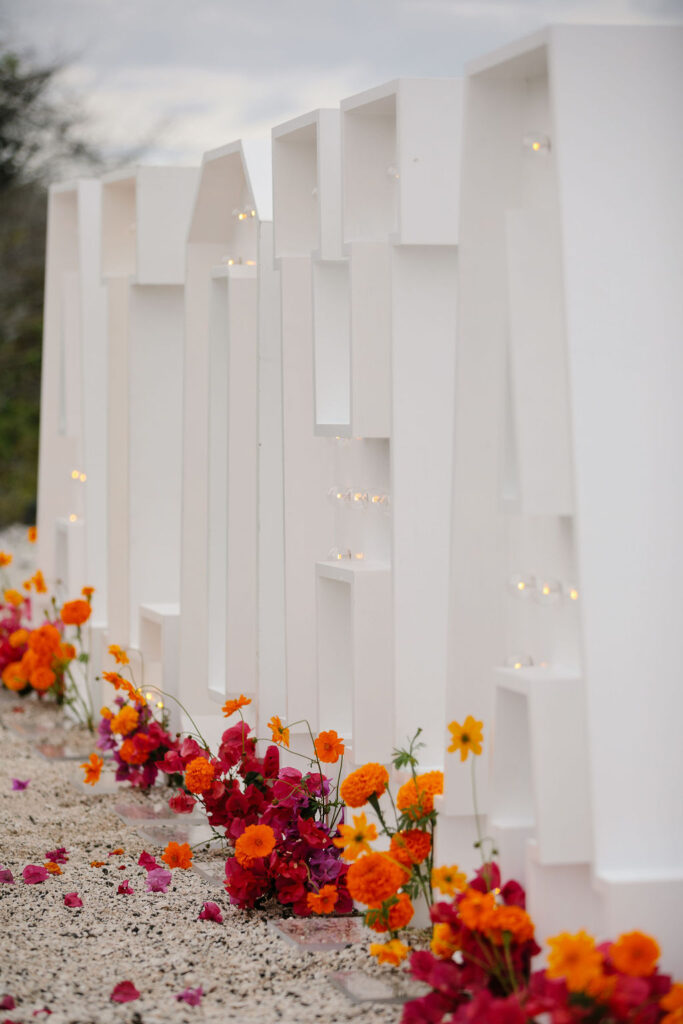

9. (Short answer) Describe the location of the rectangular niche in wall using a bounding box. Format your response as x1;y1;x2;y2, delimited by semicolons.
343;91;398;243
312;259;350;435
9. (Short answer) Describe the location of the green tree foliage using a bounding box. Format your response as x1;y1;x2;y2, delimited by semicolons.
0;47;104;527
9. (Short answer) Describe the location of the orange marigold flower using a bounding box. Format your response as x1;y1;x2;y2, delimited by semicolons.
162;841;193;870
28;623;61;657
547;930;604;993
81;586;94;598
100;706;113;720
396;770;444;819
447;715;484;761
110;705;140;736
81;753;104;786
369;939;410;966
2;662;26;692
222;694;251;717
333;812;378;861
0;551;12;567
431;922;460;959
30;666;56;692
661;983;683;1024
459;888;497;931
44;861;62;875
267;715;290;747
32;570;47;594
340;763;389;808
58;642;76;661
314;729;345;764
27;527;37;544
307;884;338;915
346;852;406;908
4;589;24;607
431;864;467;897
9;629;29;648
108;644;129;665
487;905;535;945
90;860;105;868
184;756;215;794
391;830;431;866
609;930;660;978
369;892;415;933
60;599;91;626
235;824;277;866
119;738;148;765
584;971;617;1003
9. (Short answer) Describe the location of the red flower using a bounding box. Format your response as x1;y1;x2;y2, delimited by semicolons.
198;901;223;923
168;791;196;814
110;981;140;1003
64;892;83;908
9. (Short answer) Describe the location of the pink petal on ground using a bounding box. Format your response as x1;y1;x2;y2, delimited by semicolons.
0;867;15;884
0;996;16;1010
175;987;203;1006
22;865;49;884
169;791;196;814
198;901;223;923
45;847;68;864
117;880;134;895
145;868;172;893
11;779;30;791
64;892;83;908
137;850;159;871
110;981;140;1003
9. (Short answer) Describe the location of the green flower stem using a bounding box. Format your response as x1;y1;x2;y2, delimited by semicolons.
503;933;519;993
142;684;209;750
470;755;488;875
367;792;391;837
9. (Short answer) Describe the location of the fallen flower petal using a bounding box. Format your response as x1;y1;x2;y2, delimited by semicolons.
175;987;203;1006
198;901;223;923
137;850;159;871
108;848;124;856
90;861;105;868
145;868;172;893
32;1009;52;1017
117;880;134;895
11;779;30;791
44;861;62;875
0;996;16;1010
110;981;140;1003
45;848;68;864
22;865;49;885
0;867;15;884
64;892;83;908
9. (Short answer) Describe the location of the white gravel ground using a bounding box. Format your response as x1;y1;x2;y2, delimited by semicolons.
0;697;415;1024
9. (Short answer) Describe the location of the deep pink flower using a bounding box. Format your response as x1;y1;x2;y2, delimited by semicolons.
45;847;68;865
22;865;49;884
63;892;83;908
137;850;160;871
175;987;203;1006
11;779;30;791
110;981;140;1003
117;880;134;895
0;867;15;884
469;861;500;894
198;901;223;923
145;868;172;893
169;791;196;814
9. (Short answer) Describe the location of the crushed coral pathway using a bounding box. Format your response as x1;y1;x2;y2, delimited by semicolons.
0;710;402;1024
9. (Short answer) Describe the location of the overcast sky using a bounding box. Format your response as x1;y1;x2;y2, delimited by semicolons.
3;0;681;165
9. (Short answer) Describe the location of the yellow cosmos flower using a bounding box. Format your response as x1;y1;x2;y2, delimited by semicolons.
447;715;484;761
332;813;378;861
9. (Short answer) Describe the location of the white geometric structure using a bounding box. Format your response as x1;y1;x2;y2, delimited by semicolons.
444;26;683;973
179;140;279;746
100;166;198;654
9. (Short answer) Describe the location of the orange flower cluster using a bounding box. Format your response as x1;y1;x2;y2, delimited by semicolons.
610;930;661;978
431;922;460;959
103;671;143;705
222;694;251;718
369;939;410;966
396;770;444;819
390;830;431;867
110;705;140;736
235;824;276;867
4;589;24;607
162;841;193;870
60;599;92;626
306;884;338;914
23;569;47;594
369;891;415;933
2;622;75;694
0;551;13;567
661;984;683;1024
346;852;406;908
339;763;389;808
184;756;216;794
546;930;665;1000
487;905;535;946
314;729;345;764
119;738;149;765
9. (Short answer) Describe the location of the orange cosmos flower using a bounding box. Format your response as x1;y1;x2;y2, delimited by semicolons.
4;589;24;607
369;939;410;966
44;861;62;875
31;570;47;594
58;642;76;661
390;830;431;866
661;984;683;1024
30;666;56;692
102;671;143;704
431;864;467;897
609;931;660;978
307;884;338;915
27;527;37;543
184;756;215;794
108;644;129;665
458;888;497;931
81;753;104;786
9;629;29;648
222;694;251;717
2;662;26;692
346;852;406;908
235;824;276;866
396;770;444;819
369;892;415;933
0;551;12;567
267;715;290;747
487;905;535;945
314;729;345;764
546;931;604;992
340;763;389;808
81;586;94;599
431;922;460;959
110;705;140;736
447;715;484;761
162;841;193;870
333;812;378;861
60;599;91;626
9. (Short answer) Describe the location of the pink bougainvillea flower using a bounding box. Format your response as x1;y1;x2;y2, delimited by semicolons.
137;850;159;872
169;791;197;815
175;987;203;1006
33;1008;52;1017
110;981;140;1003
0;867;15;884
117;880;134;895
64;892;83;908
0;995;16;1010
145;868;172;893
11;779;30;791
45;847;68;864
198;901;223;923
22;865;49;884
